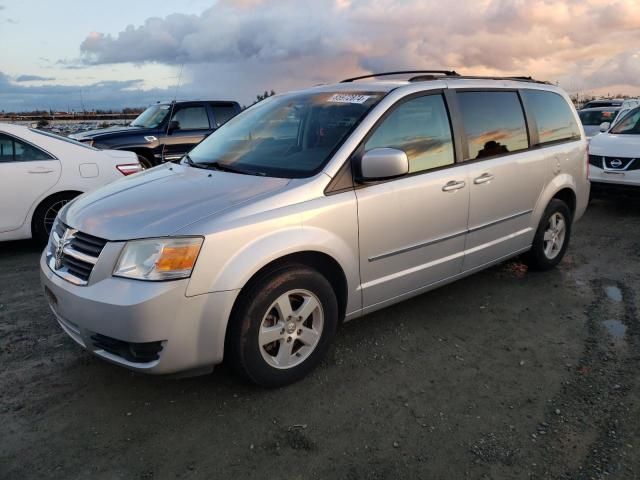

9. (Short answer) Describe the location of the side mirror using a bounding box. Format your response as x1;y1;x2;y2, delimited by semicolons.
357;148;409;182
599;121;611;132
167;120;180;134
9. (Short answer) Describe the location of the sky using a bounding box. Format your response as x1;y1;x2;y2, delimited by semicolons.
1;0;639;112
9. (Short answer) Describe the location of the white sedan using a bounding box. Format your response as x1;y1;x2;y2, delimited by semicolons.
0;123;142;243
589;107;640;191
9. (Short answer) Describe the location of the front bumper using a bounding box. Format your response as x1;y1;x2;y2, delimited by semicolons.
589;165;640;188
40;251;239;375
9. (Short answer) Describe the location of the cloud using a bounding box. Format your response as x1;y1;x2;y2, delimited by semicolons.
74;0;640;95
0;72;179;111
15;74;56;82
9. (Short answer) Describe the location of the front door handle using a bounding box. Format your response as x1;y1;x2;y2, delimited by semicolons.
442;180;466;192
473;173;494;184
28;167;54;174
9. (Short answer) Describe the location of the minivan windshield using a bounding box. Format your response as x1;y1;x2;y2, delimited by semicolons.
187;91;383;178
610;107;640;135
130;104;171;128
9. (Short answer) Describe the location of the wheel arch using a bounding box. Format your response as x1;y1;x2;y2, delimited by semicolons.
122;147;156;166
30;189;83;237
533;175;578;228
551;187;576;217
222;249;349;363
233;250;349;321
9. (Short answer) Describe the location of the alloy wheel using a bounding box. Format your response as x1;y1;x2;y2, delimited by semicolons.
543;212;566;260
258;289;324;369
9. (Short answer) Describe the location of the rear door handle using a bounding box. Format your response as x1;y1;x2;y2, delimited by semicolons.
473;173;494;184
28;167;54;174
442;180;466;192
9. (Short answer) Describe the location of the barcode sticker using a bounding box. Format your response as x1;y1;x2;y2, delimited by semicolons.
328;94;371;104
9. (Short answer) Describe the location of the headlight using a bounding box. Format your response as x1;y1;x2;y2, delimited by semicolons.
113;237;203;281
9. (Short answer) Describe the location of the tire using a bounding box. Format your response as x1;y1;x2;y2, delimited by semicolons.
228;264;339;388
136;154;153;170
524;199;572;271
31;192;79;244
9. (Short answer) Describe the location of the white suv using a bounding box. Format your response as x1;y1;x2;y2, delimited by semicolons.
589;106;640;191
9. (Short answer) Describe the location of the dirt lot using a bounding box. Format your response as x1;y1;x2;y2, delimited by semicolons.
1;192;640;480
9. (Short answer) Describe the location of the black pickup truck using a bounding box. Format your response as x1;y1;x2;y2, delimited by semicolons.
70;100;241;168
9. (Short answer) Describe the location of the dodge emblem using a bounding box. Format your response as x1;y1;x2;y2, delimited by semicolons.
54;228;75;270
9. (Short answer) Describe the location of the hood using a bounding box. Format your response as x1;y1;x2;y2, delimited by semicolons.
589;133;640;158
69;124;150;140
61;164;290;240
583;125;602;138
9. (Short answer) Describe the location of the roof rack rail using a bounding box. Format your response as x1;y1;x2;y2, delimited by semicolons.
340;70;460;83
445;75;550;84
339;70;550;85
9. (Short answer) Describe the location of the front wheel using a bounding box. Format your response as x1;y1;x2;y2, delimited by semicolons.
524;199;572;271
31;192;79;244
227;264;338;387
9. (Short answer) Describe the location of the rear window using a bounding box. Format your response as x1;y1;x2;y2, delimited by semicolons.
521;90;581;144
29;128;98;150
579;109;619;126
457;91;529;160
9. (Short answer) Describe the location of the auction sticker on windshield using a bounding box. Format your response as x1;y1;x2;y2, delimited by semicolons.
328;94;371;104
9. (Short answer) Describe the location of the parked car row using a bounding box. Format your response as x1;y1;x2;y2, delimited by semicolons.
40;71;591;387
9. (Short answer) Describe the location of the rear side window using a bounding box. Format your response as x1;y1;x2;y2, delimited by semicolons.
0;133;53;162
458;91;529;160
171;106;210;130
365;95;454;173
211;105;238;128
522;90;581;143
0;134;13;162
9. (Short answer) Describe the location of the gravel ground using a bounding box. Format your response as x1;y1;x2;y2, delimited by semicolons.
1;192;639;479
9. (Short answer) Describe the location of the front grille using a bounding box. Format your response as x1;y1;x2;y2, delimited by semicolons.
72;231;107;256
589;155;639;171
47;222;108;285
90;334;164;363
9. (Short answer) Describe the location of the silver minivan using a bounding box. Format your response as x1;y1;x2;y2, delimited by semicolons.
41;71;590;386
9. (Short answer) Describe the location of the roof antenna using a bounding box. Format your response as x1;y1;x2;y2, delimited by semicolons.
166;63;184;135
162;64;184;163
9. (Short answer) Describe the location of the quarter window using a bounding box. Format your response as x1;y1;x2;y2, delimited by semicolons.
458;91;529;160
521;90;581;143
171;107;210;130
365;95;454;173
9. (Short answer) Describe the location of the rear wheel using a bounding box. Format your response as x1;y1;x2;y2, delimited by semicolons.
32;192;79;244
524;199;572;271
228;264;338;387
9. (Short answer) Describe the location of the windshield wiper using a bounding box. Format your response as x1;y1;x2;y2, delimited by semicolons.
185;156;264;176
